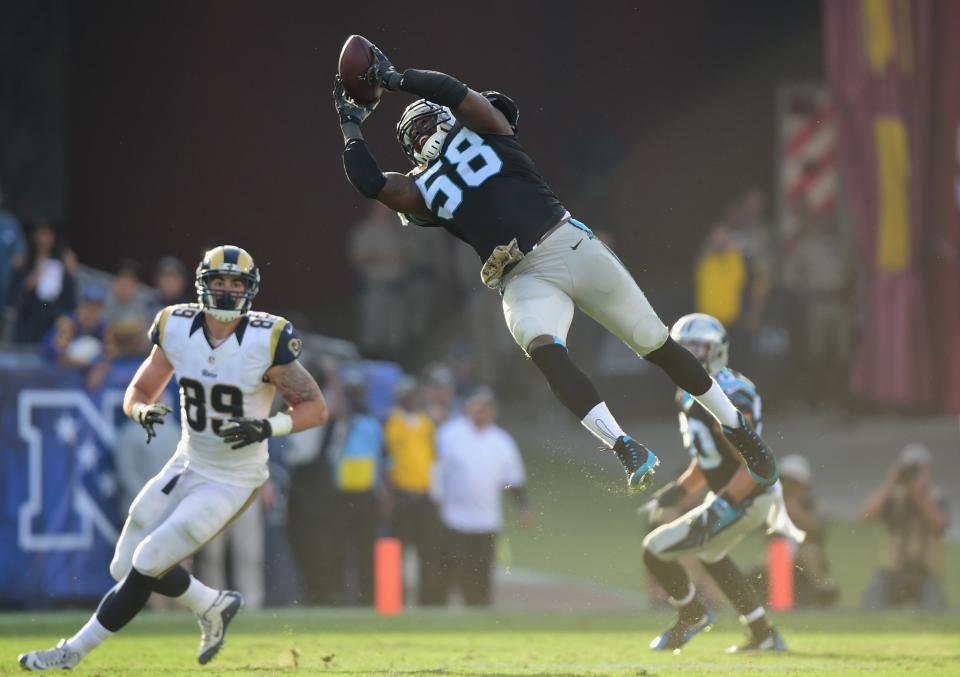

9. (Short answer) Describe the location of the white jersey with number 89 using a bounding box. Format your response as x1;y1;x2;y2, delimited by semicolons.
148;303;302;487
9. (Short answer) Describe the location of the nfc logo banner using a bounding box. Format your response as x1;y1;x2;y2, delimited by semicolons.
17;390;122;551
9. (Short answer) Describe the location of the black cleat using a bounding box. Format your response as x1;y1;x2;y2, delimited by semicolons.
726;627;787;653
721;411;779;486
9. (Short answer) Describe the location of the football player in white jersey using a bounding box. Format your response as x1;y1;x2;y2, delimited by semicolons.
18;245;328;671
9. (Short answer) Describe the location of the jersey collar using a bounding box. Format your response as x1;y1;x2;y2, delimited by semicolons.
190;311;248;348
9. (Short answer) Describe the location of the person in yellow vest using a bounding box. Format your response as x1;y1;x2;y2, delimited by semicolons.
383;376;444;604
695;224;748;328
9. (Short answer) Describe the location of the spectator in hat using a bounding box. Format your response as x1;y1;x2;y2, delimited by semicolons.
861;444;949;610
40;286;108;368
423;364;460;424
778;454;838;607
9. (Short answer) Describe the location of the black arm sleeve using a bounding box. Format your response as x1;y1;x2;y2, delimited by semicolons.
343;139;387;199
399;69;469;109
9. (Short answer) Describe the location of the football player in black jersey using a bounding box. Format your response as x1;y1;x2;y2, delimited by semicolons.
332;44;779;491
640;314;791;653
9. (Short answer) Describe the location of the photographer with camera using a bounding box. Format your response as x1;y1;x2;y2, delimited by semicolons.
860;444;949;610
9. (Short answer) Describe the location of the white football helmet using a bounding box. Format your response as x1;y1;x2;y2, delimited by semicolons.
396;99;454;165
670;313;729;376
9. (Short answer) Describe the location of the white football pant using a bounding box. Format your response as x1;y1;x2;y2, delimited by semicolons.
110;453;260;581
501;221;669;355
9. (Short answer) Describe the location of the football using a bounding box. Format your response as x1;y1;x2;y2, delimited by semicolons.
338;34;382;104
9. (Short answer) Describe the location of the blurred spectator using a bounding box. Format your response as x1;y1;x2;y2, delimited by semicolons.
113;411;180;515
349;202;409;360
104;259;151;358
283;366;340;605
13;218;77;343
40;286;107;368
453;242;514;386
383;376;444;605
775;454;838;607
198;496;267;610
434;388;532;606
727;188;775;335
327;368;383;605
782;205;857;408
861;444;949;611
0;183;26;316
403;228;446;354
151;256;192;311
694;224;748;330
422;364;459;424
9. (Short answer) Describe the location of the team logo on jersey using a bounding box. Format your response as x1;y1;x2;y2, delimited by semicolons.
288;337;302;358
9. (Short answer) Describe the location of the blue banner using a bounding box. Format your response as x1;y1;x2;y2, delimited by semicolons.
0;356;146;608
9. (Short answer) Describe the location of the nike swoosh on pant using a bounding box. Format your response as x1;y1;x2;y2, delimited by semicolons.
571;239;583;250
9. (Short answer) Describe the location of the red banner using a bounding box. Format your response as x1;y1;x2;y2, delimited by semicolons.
824;0;960;410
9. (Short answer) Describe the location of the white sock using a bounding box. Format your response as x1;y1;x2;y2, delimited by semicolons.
580;402;627;448
740;606;766;625
66;616;113;655
176;576;220;614
692;379;741;428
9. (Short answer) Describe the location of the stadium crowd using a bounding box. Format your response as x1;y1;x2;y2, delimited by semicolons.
0;183;948;613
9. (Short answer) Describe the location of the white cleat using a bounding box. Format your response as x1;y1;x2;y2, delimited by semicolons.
18;639;82;671
196;590;244;665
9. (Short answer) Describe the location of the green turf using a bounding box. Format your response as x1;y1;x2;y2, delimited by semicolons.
500;453;960;607
2;609;958;676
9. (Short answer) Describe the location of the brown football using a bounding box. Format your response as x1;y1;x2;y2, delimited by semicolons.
338;34;382;104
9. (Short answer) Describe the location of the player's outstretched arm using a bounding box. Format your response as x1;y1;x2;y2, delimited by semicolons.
334;78;432;219
364;45;512;135
123;345;176;443
264;360;328;433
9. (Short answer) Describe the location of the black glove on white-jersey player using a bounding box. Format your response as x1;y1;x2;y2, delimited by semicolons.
217;417;273;450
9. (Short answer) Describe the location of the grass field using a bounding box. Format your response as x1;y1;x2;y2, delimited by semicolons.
2;609;958;676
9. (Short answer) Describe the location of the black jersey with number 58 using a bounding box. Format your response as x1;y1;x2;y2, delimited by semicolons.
400;93;567;262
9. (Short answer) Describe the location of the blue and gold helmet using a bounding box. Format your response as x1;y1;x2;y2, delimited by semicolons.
195;245;260;322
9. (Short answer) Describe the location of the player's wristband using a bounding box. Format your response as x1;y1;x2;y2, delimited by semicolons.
399;69;469;109
343;139;387;198
655;482;688;509
266;412;293;437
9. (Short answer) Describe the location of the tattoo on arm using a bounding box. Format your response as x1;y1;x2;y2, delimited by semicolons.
270;361;322;406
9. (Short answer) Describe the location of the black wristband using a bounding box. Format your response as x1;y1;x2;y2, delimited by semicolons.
343;139;387;199
656;482;688;509
399;69;469;109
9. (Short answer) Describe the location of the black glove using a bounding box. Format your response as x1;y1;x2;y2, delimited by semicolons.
334;76;380;125
133;403;172;444
217;417;272;449
362;44;403;91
